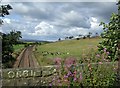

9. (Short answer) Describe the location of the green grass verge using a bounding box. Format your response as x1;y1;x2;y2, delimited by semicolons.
13;44;24;53
12;44;25;58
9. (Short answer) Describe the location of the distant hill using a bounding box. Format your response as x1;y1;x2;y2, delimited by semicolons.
20;39;52;43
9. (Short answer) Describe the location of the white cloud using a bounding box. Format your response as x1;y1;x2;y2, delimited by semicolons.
63;17;102;37
35;21;54;29
91;17;97;22
13;3;30;14
30;21;57;36
1;2;116;41
65;27;89;36
0;27;3;32
3;18;11;24
90;17;100;29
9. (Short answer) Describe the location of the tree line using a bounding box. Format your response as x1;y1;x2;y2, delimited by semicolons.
58;32;99;41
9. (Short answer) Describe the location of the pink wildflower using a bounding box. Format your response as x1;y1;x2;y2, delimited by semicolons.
49;83;52;86
54;58;62;65
73;70;77;74
96;54;100;57
64;57;76;67
106;52;110;55
74;77;77;81
58;79;60;83
64;75;68;78
99;62;102;64
79;73;82;81
52;77;55;81
103;48;107;52
67;71;72;76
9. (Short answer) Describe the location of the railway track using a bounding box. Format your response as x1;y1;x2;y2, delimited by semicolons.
14;45;39;68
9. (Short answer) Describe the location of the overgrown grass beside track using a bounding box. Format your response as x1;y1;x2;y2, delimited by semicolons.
12;44;25;58
13;44;24;53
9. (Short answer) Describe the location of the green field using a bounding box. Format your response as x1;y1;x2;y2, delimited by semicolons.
13;44;24;52
34;38;102;66
13;44;25;58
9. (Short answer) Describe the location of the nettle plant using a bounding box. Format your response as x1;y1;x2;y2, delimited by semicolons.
98;12;120;61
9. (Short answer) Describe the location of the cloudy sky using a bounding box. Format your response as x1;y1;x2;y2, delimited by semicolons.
1;2;117;41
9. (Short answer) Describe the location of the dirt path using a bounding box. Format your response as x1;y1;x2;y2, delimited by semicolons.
13;45;39;68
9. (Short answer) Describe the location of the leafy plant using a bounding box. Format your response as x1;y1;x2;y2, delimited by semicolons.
0;4;12;25
98;12;120;61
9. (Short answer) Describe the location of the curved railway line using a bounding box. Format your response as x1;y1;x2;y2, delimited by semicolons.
14;45;39;68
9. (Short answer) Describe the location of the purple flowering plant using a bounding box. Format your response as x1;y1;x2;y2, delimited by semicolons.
48;48;117;86
50;57;83;86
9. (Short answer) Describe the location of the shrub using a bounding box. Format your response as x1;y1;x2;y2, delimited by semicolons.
98;13;119;61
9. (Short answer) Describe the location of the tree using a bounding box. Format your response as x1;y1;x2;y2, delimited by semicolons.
87;32;92;38
117;0;120;72
83;36;86;39
95;32;99;37
58;38;61;41
2;32;14;68
98;1;120;61
69;36;74;39
2;30;22;68
79;34;82;37
65;37;69;40
0;4;12;25
76;38;80;40
0;4;12;17
0;4;13;68
9;30;22;44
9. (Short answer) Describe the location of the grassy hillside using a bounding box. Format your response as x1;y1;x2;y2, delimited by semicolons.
34;38;102;66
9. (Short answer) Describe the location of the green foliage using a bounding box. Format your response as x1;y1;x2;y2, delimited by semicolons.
87;32;92;38
83;36;86;39
13;44;24;54
0;4;12;25
2;31;22;68
24;43;29;47
1;4;23;68
2;33;14;68
0;4;12;17
9;30;22;45
0;4;14;68
98;13;120;61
